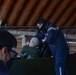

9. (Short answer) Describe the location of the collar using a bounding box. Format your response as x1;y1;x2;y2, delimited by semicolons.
0;60;8;73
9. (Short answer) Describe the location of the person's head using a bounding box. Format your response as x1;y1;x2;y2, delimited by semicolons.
36;17;47;29
0;29;17;64
29;37;39;47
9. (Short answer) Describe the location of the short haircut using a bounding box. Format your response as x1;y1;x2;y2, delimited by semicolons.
36;17;46;24
0;29;17;52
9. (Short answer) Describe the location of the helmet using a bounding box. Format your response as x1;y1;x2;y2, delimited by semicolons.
30;37;39;47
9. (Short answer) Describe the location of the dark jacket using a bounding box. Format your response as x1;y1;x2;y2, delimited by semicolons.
21;46;40;58
0;60;9;75
36;21;69;55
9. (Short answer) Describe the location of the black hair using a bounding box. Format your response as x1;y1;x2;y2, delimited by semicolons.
37;17;47;32
37;17;46;25
0;29;17;52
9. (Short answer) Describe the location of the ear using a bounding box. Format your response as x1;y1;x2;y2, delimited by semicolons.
1;47;8;56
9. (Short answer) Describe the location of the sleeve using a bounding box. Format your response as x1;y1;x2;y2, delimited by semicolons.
0;72;9;75
35;31;45;41
46;27;59;44
21;46;26;54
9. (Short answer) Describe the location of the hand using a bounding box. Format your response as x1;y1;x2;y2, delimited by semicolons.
25;41;29;46
42;37;46;43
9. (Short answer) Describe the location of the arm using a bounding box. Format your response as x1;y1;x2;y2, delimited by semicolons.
35;31;45;41
46;27;59;44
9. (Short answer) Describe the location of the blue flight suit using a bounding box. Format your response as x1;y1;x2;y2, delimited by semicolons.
0;60;9;75
36;21;69;75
